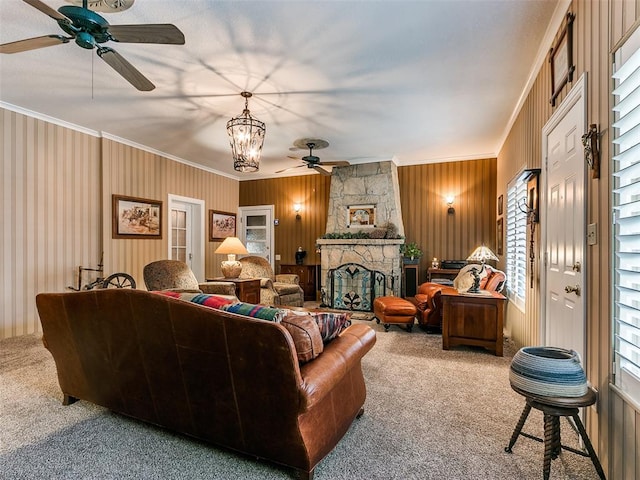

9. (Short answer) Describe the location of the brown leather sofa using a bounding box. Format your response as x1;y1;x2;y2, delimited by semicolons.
410;265;506;332
35;289;376;480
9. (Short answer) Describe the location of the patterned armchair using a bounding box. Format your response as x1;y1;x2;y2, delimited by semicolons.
238;255;305;307
410;264;506;332
143;260;237;298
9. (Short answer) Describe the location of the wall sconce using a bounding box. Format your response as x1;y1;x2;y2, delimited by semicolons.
293;203;302;220
446;196;455;215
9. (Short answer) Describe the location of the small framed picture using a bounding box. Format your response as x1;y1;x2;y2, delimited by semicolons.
498;195;503;216
112;194;162;239
347;205;376;228
209;210;236;241
550;12;575;106
496;218;504;255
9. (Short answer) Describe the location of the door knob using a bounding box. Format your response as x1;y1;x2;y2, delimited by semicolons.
564;285;581;296
572;262;581;272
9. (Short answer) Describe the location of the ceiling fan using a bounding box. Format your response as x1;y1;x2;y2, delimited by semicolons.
276;138;350;176
0;0;185;91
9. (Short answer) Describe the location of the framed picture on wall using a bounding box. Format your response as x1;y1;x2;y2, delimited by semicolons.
550;12;575;106
496;218;503;255
112;195;162;239
498;195;503;216
347;205;376;228
209;210;236;241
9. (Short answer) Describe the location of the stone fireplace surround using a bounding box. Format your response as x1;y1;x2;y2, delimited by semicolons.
317;238;404;306
317;161;405;310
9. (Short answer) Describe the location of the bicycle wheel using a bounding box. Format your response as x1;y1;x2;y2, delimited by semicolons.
102;273;136;289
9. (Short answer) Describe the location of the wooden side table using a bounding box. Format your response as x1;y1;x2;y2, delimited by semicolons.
441;290;506;356
208;278;260;304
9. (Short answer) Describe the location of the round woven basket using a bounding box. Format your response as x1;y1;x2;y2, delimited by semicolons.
509;346;588;397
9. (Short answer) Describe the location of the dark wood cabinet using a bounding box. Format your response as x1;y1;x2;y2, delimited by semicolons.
280;264;318;301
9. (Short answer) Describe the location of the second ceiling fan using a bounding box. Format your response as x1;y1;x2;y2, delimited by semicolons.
277;138;349;176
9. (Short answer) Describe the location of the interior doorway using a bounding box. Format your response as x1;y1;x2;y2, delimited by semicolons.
541;75;586;363
239;205;274;269
168;194;205;281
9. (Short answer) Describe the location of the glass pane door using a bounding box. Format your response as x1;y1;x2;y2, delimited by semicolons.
170;205;190;264
239;205;273;268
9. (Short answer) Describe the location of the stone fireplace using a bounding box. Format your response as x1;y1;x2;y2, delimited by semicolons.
317;161;405;310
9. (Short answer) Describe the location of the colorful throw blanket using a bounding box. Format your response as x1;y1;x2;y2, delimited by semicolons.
220;302;287;322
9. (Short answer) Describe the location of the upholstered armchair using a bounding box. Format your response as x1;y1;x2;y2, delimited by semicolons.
143;260;237;298
410;264;506;332
238;255;305;307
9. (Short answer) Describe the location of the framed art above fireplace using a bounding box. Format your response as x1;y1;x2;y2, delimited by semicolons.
347;204;376;228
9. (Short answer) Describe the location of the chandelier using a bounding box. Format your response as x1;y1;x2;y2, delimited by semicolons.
226;91;266;173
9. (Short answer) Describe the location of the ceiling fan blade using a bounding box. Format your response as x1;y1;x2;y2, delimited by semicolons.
318;161;350;167
312;165;332;176
108;24;185;44
97;47;155;91
22;0;68;21
275;164;306;174
0;34;69;54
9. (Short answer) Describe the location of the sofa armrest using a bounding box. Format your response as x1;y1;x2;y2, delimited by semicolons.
198;281;236;296
417;282;446;296
275;274;300;285
260;277;275;289
413;293;431;311
298;323;376;410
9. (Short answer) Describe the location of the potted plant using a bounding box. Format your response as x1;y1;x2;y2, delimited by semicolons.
401;242;423;264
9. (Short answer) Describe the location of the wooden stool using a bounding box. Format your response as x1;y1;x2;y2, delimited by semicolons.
505;385;606;480
373;296;417;332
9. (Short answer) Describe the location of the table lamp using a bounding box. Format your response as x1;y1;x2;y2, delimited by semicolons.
465;244;499;293
214;237;249;278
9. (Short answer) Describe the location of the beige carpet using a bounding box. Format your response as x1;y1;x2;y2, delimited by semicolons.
0;323;603;479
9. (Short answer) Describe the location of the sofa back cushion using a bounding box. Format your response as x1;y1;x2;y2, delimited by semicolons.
143;259;200;291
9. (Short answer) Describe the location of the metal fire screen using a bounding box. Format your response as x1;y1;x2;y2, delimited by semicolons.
325;262;386;311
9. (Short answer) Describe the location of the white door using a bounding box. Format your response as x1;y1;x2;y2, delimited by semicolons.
542;77;586;362
239;205;274;268
168;194;205;281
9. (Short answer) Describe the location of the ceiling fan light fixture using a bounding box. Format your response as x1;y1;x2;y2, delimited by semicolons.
227;92;266;173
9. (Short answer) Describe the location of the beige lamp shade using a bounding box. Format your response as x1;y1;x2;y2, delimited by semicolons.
214;237;249;278
466;244;499;264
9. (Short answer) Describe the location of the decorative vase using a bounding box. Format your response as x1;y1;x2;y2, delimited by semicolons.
509;346;588;397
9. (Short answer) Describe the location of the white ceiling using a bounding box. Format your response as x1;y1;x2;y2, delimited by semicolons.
0;0;564;180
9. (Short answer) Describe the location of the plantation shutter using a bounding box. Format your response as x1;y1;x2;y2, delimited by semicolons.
506;175;527;311
612;28;640;403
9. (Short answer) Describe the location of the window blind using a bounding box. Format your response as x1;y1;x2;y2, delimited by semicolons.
506;176;527;311
613;31;640;402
